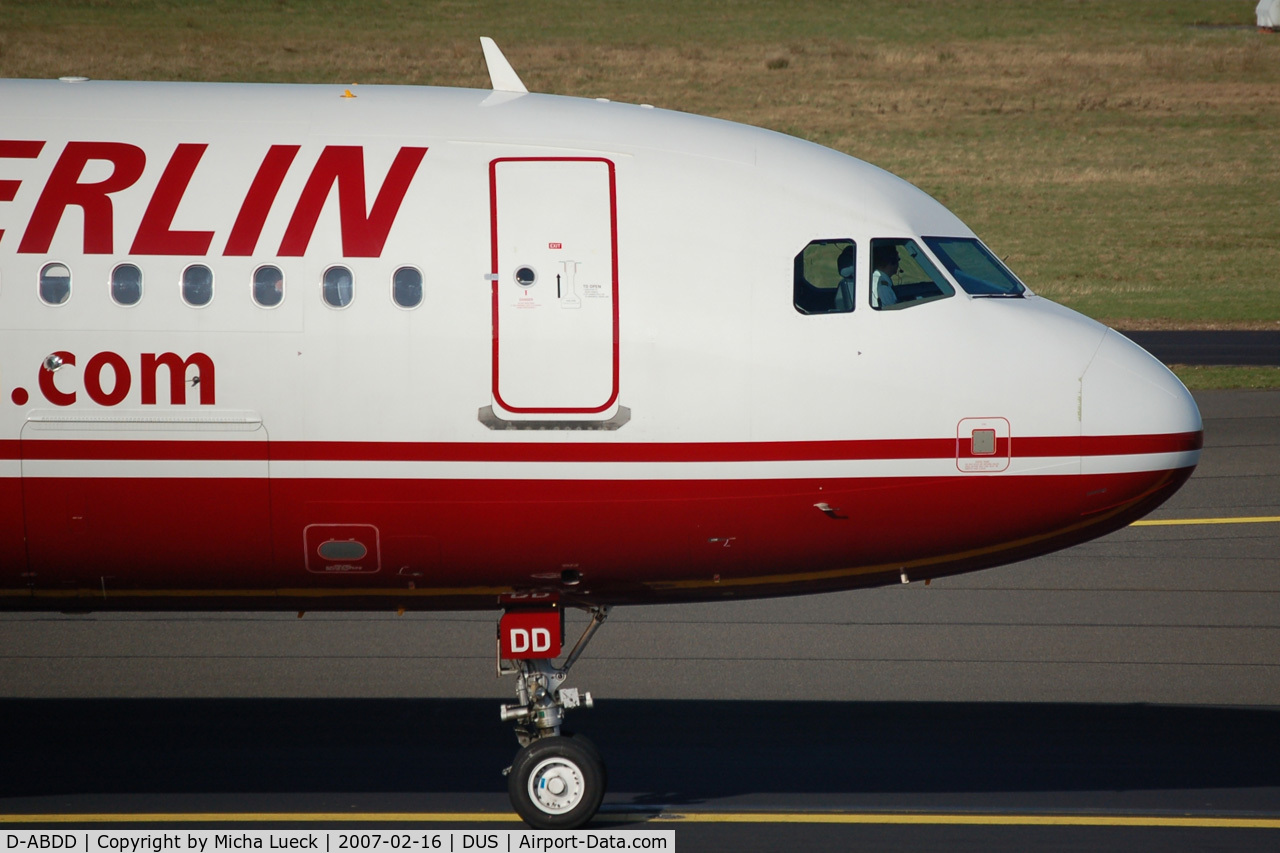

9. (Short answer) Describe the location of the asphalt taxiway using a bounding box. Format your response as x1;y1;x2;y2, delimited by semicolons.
1118;330;1280;366
1;389;1277;851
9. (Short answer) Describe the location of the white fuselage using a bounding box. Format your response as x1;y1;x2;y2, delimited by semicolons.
0;79;1201;609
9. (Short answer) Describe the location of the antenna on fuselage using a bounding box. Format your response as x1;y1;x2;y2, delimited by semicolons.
480;37;529;94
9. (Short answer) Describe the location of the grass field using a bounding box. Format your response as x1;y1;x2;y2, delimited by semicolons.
2;0;1277;337
1171;364;1280;389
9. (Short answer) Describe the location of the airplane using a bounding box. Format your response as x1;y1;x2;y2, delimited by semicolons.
0;38;1202;829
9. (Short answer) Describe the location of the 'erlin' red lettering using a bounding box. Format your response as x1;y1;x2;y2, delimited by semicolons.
0;140;46;245
223;144;301;256
130;144;214;255
84;351;132;407
38;351;77;407
18;142;146;254
278;146;427;257
141;352;216;406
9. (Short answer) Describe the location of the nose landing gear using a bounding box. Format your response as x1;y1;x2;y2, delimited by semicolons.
499;605;610;829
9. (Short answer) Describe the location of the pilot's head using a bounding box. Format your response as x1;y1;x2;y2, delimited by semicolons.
872;244;900;273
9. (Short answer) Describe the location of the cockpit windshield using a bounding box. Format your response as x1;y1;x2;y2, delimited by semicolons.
923;237;1026;297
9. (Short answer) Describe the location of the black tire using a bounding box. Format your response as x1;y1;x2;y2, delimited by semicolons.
564;731;608;791
507;735;606;829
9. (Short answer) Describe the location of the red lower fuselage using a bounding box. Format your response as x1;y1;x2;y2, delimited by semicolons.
1;432;1200;610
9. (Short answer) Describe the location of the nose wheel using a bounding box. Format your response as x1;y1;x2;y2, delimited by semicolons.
508;735;606;828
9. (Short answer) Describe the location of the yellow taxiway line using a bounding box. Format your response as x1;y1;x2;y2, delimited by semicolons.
643;812;1280;829
1131;516;1280;527
2;811;1278;829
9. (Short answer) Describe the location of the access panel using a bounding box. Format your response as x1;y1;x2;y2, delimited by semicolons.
957;417;1012;473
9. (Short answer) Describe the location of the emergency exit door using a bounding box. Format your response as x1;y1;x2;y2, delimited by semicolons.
489;157;619;419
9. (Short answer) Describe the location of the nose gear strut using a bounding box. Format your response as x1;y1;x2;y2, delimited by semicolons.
500;605;609;743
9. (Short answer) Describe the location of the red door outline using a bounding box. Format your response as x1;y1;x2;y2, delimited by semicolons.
489;157;620;415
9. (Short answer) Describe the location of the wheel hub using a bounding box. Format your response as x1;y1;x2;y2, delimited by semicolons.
528;756;585;814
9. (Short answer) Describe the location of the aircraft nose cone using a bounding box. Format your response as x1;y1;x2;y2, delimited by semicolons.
1082;330;1203;439
1078;329;1203;520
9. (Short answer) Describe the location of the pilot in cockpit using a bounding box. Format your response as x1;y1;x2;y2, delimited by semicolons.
871;244;899;307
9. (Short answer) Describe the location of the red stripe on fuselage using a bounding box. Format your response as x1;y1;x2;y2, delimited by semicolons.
0;432;1203;463
1021;432;1203;457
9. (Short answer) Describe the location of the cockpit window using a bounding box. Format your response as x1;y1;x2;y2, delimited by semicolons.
923;237;1026;296
870;239;954;310
793;239;855;315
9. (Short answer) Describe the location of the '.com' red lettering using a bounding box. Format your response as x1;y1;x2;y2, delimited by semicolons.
34;351;216;407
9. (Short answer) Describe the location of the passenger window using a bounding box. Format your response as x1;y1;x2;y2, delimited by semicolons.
182;264;214;307
392;266;423;309
322;265;353;308
253;265;284;307
793;239;855;315
111;263;142;306
870;239;955;310
39;262;71;305
923;236;1026;296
